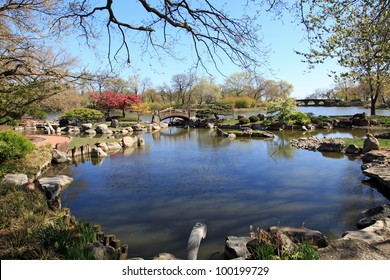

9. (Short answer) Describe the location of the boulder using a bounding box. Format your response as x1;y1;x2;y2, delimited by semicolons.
251;124;266;130
2;173;28;186
306;124;315;130
81;123;93;131
319;239;388;260
362;133;380;153
224;236;252;260
96;142;109;152
355;118;370;126
362;166;390;189
38;175;72;207
120;129;129;134
228;133;236;139
83;129;97;135
242;128;253;136
85;242;118;260
251;130;275;138
107;142;123;150
52;149;71;163
357;204;390;229
152;253;180;260
38;175;73;189
111;119;119;128
132;124;147;131
42;183;61;201
351;112;369;126
361;149;390;164
95;124;108;133
319;205;390;260
73;126;81;134
342;218;390;244
216;127;229;137
55;141;69;153
95;124;113;134
317;122;333;129
345;144;361;155
269;226;329;248
318;139;344;152
121;136;136;147
91;147;107;158
375;132;390;139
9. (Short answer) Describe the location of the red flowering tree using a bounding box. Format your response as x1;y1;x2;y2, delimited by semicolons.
89;91;142;118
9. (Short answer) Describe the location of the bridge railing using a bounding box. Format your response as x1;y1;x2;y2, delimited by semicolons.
153;108;191;122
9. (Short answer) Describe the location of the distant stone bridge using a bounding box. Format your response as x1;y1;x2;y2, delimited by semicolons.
151;107;191;123
295;98;341;106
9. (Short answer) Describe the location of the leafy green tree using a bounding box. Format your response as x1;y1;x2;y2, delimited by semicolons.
191;77;221;105
299;0;390;115
267;98;298;126
222;72;253;98
332;78;362;102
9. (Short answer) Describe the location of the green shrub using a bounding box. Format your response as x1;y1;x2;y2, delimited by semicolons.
235;97;256;108
249;115;260;122
0;130;35;162
118;117;138;122
309;115;334;125
239;117;250;124
59;108;104;126
290;111;311;125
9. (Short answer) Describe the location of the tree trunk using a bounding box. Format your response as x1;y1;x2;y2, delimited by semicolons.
370;96;376;115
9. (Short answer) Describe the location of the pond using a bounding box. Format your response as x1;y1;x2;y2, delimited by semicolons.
61;124;390;260
229;106;390;119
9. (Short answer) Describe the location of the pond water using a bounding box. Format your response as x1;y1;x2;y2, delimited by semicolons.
135;106;390;123
230;106;390;119
61;121;390;259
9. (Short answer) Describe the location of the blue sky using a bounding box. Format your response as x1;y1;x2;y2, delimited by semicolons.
66;1;339;99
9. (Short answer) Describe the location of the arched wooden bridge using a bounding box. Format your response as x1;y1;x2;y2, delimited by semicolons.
295;98;341;106
151;107;191;123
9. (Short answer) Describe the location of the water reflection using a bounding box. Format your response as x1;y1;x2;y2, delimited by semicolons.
61;127;389;259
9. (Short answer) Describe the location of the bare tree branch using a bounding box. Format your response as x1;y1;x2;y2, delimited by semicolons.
56;0;270;73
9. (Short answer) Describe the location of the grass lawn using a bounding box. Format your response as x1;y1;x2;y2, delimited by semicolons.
69;135;121;149
338;138;390;149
